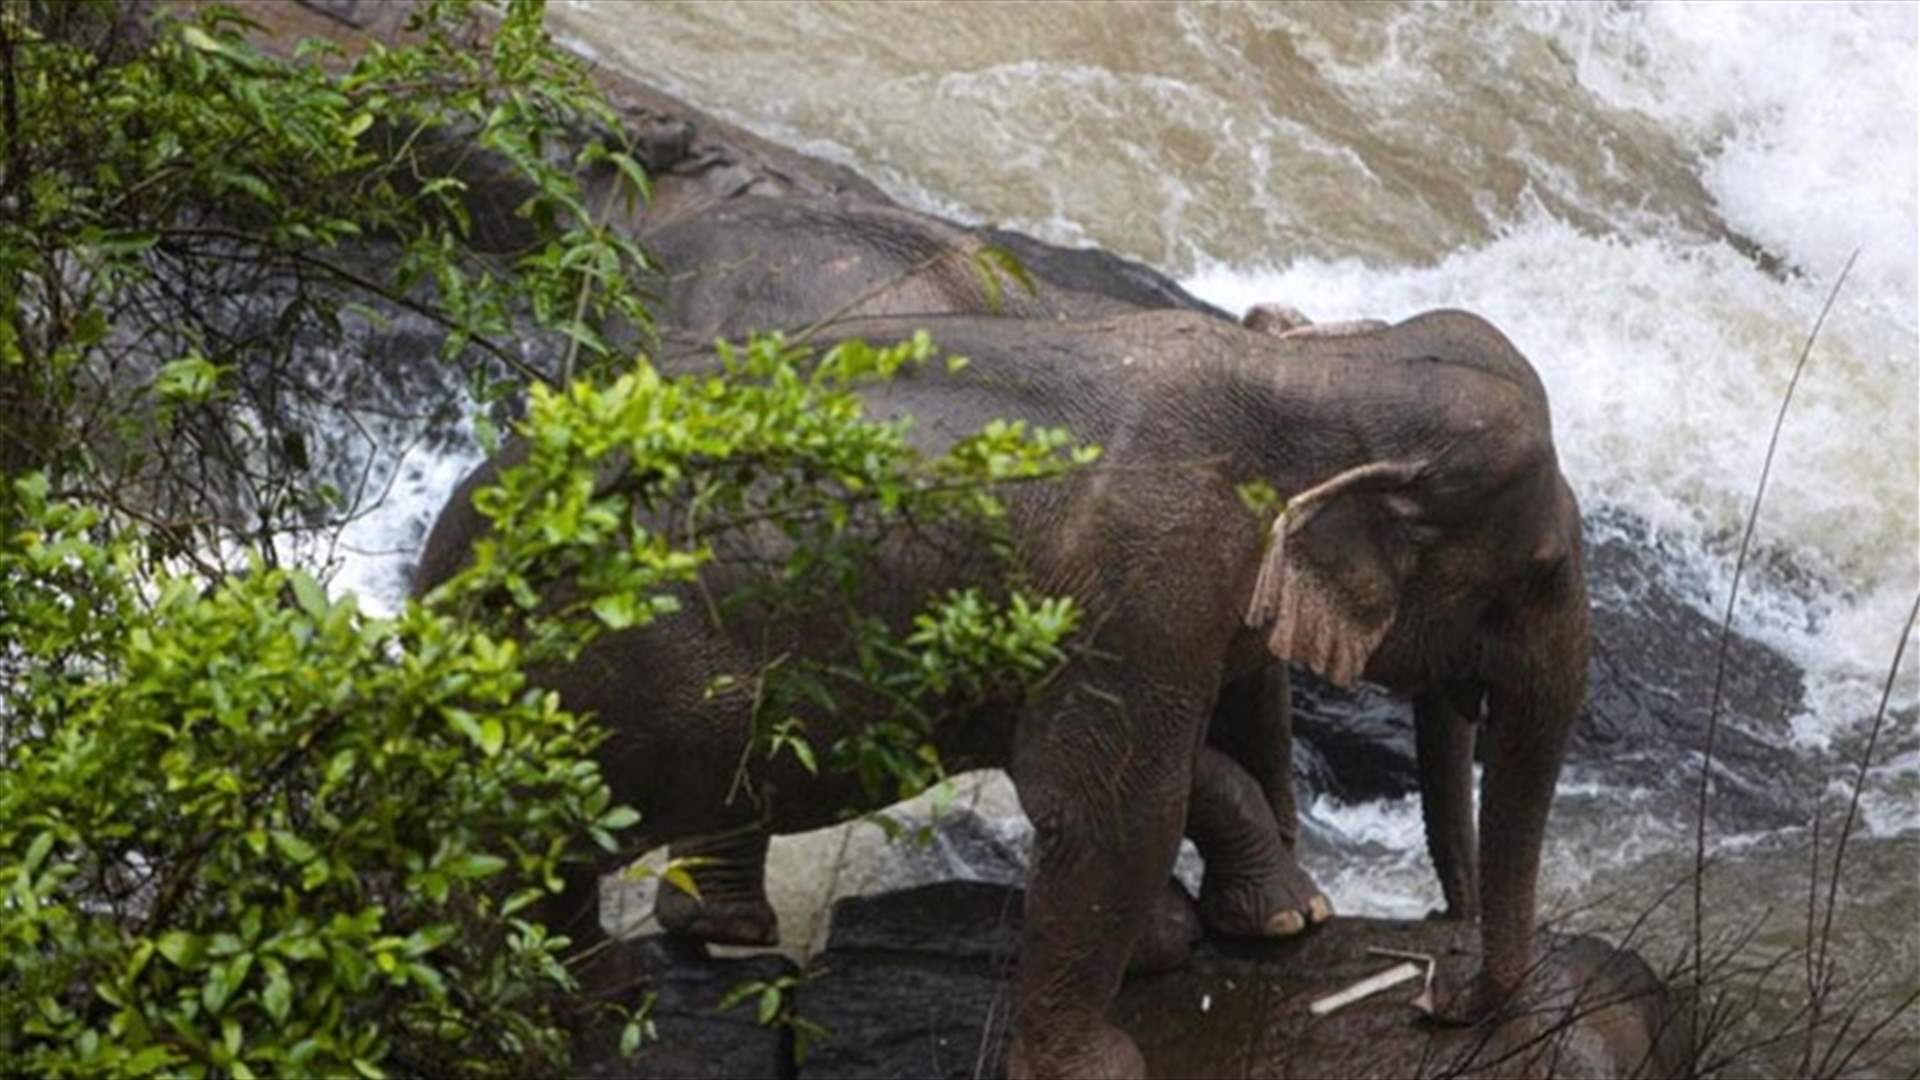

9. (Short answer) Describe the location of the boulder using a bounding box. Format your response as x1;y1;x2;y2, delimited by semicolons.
570;937;795;1080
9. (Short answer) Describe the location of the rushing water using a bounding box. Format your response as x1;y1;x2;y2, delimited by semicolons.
329;0;1916;1063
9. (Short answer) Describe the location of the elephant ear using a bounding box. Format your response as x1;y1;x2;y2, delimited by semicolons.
1245;460;1426;687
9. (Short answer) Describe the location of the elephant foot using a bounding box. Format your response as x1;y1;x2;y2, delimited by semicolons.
1197;849;1333;939
1128;878;1201;975
1422;965;1515;1027
655;884;779;947
1008;1021;1145;1080
1418;913;1480;963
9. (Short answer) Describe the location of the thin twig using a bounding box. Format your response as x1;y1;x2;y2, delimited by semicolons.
1798;797;1826;1075
154;225;555;386
1803;589;1918;1078
1693;250;1857;997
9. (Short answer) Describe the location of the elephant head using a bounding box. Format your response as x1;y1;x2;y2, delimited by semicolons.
1244;309;1590;1019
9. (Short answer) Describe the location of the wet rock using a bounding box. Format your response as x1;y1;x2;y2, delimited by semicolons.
594;882;1688;1080
1290;673;1420;803
1118;916;1690;1080
797;883;1025;1080
822;879;1025;961
1574;511;1813;831
570;937;794;1080
1281;508;1814;833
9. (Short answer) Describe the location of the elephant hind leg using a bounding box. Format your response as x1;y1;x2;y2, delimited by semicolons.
655;830;779;947
1189;743;1332;938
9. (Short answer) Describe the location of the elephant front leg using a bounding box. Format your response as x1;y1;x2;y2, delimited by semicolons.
655;830;779;947
1415;683;1480;923
1430;680;1574;1025
1005;686;1196;1080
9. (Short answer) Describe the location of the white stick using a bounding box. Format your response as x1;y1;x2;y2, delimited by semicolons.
1307;962;1423;1016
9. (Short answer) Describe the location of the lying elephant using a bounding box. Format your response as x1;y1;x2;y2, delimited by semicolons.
416;305;1588;1078
636;191;1232;337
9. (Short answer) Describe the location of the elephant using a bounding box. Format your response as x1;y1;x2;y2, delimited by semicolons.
419;391;1328;962
1228;300;1497;923
1241;300;1390;341
628;191;1336;946
415;304;1589;1078
635;193;1231;341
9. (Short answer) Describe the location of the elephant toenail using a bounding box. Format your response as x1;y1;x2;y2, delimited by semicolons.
1267;910;1306;936
1309;895;1334;924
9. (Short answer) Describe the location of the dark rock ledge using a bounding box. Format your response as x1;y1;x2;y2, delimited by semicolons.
576;882;1692;1080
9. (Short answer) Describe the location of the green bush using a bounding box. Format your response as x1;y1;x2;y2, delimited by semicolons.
0;473;626;1077
0;3;1091;1074
0;328;1092;1076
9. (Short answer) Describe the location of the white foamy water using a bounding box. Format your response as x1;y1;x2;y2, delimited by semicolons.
1520;1;1919;310
323;433;482;614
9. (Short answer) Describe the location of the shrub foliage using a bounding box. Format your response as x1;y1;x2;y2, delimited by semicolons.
0;1;1088;1075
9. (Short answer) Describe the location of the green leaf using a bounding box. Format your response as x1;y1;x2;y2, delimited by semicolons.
969;246;1037;314
289;570;329;619
121;1046;182;1077
447;853;507;880
261;960;292;1024
22;831;54;875
70;306;109;347
157;931;206;970
1234;478;1281;518
598;806;640;831
179;25;222;52
477;718;505;757
271;830;318;865
660;863;701;901
402;923;455;957
300;859;331;891
125;938;157;983
153;355;221;403
757;987;780;1026
592;593;638;629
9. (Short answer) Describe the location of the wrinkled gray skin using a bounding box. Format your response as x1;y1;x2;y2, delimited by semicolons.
636;193;1231;337
417;307;1588;1079
630;193;1332;950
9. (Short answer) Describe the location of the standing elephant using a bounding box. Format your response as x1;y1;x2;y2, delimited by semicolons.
633;191;1334;946
416;305;1588;1078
